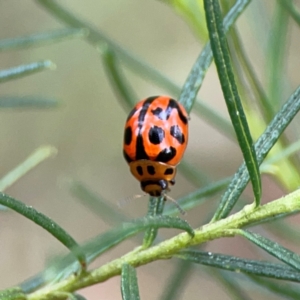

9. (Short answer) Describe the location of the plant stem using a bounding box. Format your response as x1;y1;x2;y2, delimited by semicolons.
28;188;300;299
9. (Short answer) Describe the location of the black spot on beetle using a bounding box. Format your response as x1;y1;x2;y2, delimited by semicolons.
138;97;157;125
149;126;165;144
124;127;132;145
164;168;174;175
136;166;143;176
156;147;176;163
170;125;185;144
135;98;157;160
136;135;149;160
168;99;188;124
151;107;164;118
147;165;155;175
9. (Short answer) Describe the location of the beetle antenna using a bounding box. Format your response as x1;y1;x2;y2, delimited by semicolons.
118;194;146;208
165;194;186;215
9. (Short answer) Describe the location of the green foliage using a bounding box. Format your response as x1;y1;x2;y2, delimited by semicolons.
203;0;261;208
121;264;141;300
176;249;300;282
2;0;300;299
0;61;54;83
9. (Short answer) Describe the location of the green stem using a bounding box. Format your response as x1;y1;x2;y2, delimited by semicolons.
28;188;300;299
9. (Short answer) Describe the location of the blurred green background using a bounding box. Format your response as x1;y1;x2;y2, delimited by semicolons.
1;1;299;299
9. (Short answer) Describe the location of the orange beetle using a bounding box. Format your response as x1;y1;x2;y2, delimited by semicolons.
123;96;189;197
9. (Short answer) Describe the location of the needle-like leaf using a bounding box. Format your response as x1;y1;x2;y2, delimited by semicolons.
142;197;167;248
100;44;137;109
0;61;55;83
121;264;141;300
176;249;300;282
179;0;251;113
238;230;300;271
212;85;300;220
0;146;56;192
0;96;59;108
203;0;261;207
267;1;289;111
0;28;87;51
279;0;300;27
